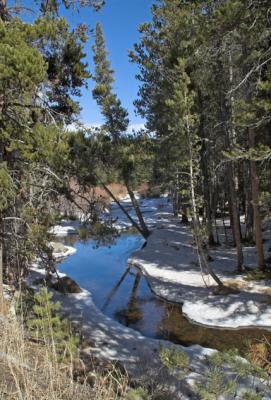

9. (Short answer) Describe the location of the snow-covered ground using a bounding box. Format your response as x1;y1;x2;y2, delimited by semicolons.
49;242;77;259
130;212;271;330
50;195;271;330
49;195;171;234
107;194;171;230
27;266;271;400
27;197;271;398
49;219;80;236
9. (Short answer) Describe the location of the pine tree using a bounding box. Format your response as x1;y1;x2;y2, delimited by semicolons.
91;23;150;238
27;288;79;359
0;7;94;283
166;58;223;287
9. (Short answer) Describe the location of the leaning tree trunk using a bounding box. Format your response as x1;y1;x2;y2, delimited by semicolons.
96;175;149;239
249;127;265;271
125;182;150;239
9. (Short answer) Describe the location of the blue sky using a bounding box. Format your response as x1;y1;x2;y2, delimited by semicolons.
75;0;153;128
19;0;153;128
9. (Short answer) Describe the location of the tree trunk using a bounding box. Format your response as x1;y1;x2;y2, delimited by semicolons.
249;127;265;271
228;53;244;271
125;182;150;239
0;218;3;306
245;160;254;242
217;54;244;272
204;183;215;244
185;110;223;287
227;163;244;271
198;93;215;245
97;177;149;239
0;0;7;20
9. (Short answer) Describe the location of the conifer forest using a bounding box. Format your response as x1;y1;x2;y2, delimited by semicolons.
1;1;271;399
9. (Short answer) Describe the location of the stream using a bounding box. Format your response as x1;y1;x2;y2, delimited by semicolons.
57;232;271;354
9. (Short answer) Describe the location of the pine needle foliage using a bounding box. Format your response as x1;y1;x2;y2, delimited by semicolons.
240;390;262;400
159;345;189;377
125;388;151;400
27;287;79;361
194;365;237;400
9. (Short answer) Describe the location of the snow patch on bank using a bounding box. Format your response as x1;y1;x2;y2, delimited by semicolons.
50;242;77;259
129;212;271;330
26;197;271;398
49;224;77;236
27;266;270;400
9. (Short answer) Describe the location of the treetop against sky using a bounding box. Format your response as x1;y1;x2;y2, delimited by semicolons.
17;0;153;129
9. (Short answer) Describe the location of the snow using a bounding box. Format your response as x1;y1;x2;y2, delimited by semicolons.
129;212;271;330
49;219;80;236
27;267;270;399
51;244;77;259
108;195;172;230
49;195;171;235
49;196;271;330
25;198;271;398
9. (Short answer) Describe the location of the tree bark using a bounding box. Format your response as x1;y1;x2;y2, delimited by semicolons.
96;177;149;239
0;218;3;306
198;91;215;245
216;55;244;271
227;163;244;271
249;127;265;271
245;161;254;242
185;109;223;287
125;182;150;239
0;0;7;20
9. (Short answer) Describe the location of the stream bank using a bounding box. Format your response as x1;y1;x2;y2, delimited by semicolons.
56;232;271;354
28;197;271;398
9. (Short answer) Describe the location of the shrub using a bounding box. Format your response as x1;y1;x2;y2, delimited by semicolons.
27;287;79;360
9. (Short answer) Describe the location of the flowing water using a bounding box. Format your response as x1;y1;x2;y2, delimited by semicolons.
57;233;271;354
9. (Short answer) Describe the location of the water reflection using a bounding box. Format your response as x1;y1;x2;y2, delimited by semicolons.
57;234;271;354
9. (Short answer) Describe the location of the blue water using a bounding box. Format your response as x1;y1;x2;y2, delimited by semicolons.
57;234;172;338
57;233;271;351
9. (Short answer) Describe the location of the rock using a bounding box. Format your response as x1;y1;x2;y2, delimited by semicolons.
33;276;53;287
52;276;82;294
212;285;239;295
171;244;180;251
86;372;96;387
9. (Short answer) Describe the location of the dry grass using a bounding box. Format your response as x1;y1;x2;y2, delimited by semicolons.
246;338;271;373
0;300;128;400
224;278;271;297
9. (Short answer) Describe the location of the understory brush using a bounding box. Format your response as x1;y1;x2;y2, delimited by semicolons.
2;288;271;400
0;290;130;400
159;346;271;400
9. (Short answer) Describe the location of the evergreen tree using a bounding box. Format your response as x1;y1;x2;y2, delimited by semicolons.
0;0;104;287
131;0;271;273
91;23;150;238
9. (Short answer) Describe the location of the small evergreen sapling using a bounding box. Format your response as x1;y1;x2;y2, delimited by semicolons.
126;387;151;400
159;345;189;380
27;287;79;360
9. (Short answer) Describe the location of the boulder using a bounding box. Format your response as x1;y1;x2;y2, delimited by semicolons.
212;284;239;295
52;276;82;294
